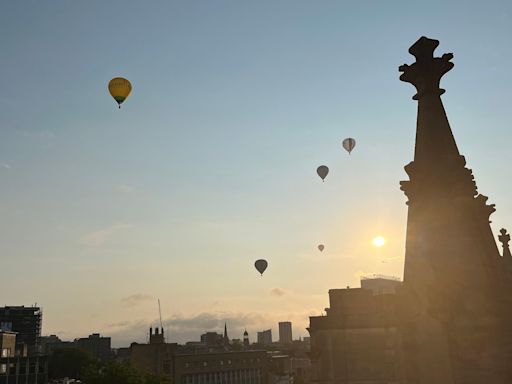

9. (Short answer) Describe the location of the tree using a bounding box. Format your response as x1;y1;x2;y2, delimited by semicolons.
48;347;95;380
82;362;171;384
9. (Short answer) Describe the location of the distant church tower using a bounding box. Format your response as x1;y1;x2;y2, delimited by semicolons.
243;329;249;348
149;326;164;344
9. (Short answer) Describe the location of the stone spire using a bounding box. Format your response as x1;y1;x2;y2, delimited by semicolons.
499;228;512;258
223;322;229;345
398;36;508;384
399;36;498;285
399;37;460;168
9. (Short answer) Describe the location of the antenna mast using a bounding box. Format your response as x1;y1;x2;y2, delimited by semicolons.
158;299;163;330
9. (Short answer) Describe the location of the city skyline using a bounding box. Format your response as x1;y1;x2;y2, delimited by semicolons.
2;1;512;348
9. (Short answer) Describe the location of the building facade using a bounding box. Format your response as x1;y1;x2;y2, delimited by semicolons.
130;328;177;378
257;330;272;346
0;330;48;384
278;323;292;344
309;278;404;383
174;350;268;384
0;306;42;353
74;333;111;362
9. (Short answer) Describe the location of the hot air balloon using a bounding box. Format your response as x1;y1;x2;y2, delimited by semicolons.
108;77;132;108
342;138;356;154
254;259;268;276
317;165;329;182
318;244;324;252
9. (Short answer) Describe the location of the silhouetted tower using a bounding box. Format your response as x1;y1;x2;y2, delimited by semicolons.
149;326;164;344
223;323;229;345
243;329;249;348
399;36;512;384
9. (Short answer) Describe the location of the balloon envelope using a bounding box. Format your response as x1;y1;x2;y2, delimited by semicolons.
342;138;356;154
317;165;329;181
108;77;132;108
254;259;268;275
318;244;324;252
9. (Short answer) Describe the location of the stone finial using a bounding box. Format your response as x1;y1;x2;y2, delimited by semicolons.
499;228;512;258
399;36;454;100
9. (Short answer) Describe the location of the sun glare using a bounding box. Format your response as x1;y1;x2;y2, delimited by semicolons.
372;236;386;247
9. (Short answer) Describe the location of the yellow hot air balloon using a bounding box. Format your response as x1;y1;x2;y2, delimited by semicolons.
108;77;132;108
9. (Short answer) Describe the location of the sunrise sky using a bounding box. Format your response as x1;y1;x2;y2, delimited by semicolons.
1;0;512;347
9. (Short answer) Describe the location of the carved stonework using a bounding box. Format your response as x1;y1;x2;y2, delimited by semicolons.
399;36;454;100
499;228;512;258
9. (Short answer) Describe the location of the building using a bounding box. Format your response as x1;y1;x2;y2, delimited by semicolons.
267;353;311;384
130;327;269;383
0;306;42;353
174;350;268;384
0;330;48;384
257;330;272;346
39;335;74;355
74;333;111;362
309;36;512;384
309;277;404;383
360;275;401;295
278;323;292;344
200;332;224;347
149;327;165;344
130;328;178;378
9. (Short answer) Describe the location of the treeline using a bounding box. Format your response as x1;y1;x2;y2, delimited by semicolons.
48;348;170;384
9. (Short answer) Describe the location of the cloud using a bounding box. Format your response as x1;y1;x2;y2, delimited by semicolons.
79;223;134;247
1;163;11;170
270;288;287;297
121;294;154;308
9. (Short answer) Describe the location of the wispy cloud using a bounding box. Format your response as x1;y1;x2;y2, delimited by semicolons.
79;223;134;247
121;294;154;307
270;288;287;297
0;163;11;170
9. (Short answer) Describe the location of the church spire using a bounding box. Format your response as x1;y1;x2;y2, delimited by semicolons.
398;36;507;384
399;37;459;166
223;322;229;344
400;36;498;286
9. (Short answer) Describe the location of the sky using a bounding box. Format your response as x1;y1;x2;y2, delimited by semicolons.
1;1;512;347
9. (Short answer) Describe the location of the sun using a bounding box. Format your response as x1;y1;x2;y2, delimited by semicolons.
372;236;386;247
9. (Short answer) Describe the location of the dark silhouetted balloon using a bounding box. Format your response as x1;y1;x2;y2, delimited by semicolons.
254;259;268;275
318;244;324;252
342;138;356;154
317;165;329;181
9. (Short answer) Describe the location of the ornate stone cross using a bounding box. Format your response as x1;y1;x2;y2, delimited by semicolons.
399;36;454;100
